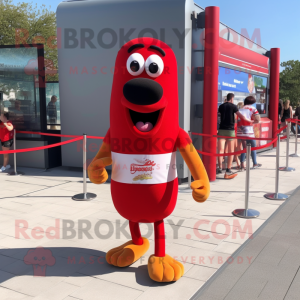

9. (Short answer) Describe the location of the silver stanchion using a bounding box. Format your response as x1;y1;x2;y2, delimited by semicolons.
72;134;97;201
264;134;289;200
291;117;299;157
8;129;24;176
232;144;260;218
188;131;192;189
279;122;295;171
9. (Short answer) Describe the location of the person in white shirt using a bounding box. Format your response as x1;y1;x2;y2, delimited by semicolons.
237;96;261;170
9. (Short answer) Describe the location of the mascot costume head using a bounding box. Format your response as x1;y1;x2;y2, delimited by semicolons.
89;37;210;282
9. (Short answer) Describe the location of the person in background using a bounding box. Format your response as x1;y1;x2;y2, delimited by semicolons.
247;74;256;94
278;99;283;122
47;95;57;129
234;102;245;169
217;93;253;179
0;111;14;172
237;96;262;170
237;102;244;110
281;99;293;132
9;100;25;130
292;102;300;135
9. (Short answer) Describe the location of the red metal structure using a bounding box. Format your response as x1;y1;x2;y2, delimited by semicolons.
202;6;220;182
202;6;280;181
269;48;280;147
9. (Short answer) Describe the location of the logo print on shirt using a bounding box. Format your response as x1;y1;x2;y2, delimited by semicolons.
130;159;156;181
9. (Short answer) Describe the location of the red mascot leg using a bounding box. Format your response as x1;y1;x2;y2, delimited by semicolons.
154;220;165;257
129;221;143;245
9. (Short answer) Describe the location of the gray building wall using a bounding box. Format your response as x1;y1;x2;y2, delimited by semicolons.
6;140;48;169
57;0;269;178
56;0;195;178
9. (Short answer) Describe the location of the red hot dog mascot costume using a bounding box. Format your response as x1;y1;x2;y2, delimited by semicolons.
88;37;210;282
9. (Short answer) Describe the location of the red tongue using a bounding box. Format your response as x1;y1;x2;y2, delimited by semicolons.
136;122;153;132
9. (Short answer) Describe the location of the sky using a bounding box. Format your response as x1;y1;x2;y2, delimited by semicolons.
11;0;299;66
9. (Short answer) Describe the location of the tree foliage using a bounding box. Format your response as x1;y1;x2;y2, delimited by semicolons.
280;60;300;107
0;0;58;81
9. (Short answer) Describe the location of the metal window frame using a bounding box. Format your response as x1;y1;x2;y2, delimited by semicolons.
0;44;47;141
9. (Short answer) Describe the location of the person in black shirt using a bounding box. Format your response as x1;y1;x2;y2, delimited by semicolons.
278;99;283;120
217;93;252;179
292;102;300;135
47;95;57;129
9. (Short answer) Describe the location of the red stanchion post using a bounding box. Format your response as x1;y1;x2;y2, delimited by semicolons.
8;129;24;176
72;134;97;201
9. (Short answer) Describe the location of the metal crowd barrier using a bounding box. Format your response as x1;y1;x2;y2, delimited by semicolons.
8;129;24;176
279;122;295;172
264;133;289;200
0;130;98;201
232;143;260;218
3;125;297;207
291;116;299;158
72;134;97;201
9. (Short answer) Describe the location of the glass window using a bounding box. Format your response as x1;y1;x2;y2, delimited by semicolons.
219;23;229;40
0;47;42;138
46;82;60;130
218;66;268;115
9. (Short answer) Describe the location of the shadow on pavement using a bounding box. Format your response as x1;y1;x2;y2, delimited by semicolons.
0;246;171;287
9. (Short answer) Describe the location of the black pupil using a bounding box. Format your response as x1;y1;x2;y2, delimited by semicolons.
130;61;139;72
149;63;158;74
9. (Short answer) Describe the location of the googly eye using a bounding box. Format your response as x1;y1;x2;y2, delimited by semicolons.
126;53;145;76
145;55;164;78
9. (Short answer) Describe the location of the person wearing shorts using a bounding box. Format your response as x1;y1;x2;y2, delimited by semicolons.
217;93;252;179
0;112;14;172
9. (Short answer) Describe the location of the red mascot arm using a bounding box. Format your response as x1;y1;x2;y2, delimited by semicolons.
88;139;112;185
177;131;210;203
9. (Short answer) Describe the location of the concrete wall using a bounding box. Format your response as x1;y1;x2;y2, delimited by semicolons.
56;0;195;178
4;140;48;169
190;4;204;152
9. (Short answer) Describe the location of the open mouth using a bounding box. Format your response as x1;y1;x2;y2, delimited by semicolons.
129;109;160;132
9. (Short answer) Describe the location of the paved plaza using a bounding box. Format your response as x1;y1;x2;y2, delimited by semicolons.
0;139;299;300
194;186;300;300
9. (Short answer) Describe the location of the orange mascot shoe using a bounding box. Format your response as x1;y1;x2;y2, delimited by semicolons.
148;255;184;282
88;37;210;282
106;237;149;267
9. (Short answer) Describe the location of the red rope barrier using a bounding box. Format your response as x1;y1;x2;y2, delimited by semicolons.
276;125;288;134
196;137;278;157
16;130;80;138
287;119;300;124
0;136;83;154
86;135;104;140
197;148;246;157
191;132;273;140
192;125;288;140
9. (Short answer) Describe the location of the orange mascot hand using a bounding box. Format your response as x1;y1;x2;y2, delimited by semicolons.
88;157;112;184
190;180;210;203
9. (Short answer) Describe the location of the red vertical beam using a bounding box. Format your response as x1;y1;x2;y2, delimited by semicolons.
269;48;280;147
202;6;220;181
